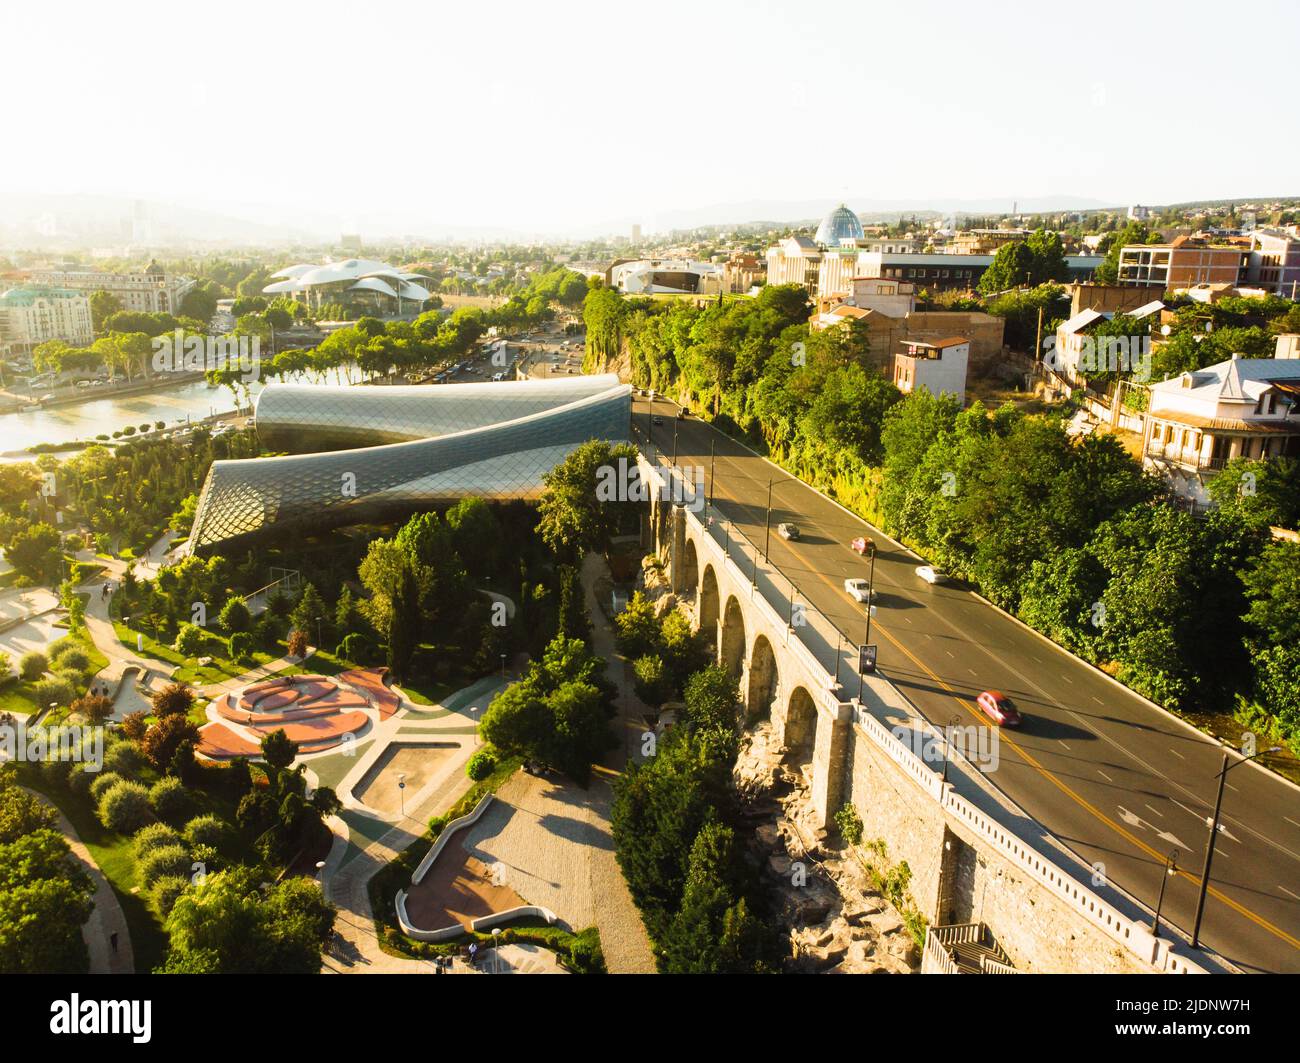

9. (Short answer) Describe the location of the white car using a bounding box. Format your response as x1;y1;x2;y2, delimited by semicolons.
844;578;874;603
915;565;948;585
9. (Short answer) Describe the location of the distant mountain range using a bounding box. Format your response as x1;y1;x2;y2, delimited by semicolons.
1;190;1269;250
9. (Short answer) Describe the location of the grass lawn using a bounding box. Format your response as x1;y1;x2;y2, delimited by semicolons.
109;616;279;686
0;627;109;714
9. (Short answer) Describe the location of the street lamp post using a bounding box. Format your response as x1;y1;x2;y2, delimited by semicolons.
500;653;507;678
1151;850;1178;938
708;439;716;510
315;616;322;653
397;772;406;817
857;542;878;702
1191;746;1280;948
941;714;961;784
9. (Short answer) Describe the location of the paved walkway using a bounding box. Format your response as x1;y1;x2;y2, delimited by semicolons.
576;550;657;973
23;786;133;974
319;675;511;975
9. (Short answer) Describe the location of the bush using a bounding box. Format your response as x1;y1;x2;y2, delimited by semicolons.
174;623;207;657
51;647;90;673
228;631;254;661
218;597;252;634
466;748;497;781
68;763;98;798
184;814;231;852
335;632;372;663
632;654;673;708
137;843;191;889
97;780;154;833
72;693;114;723
89;771;124;803
31;676;76;709
834;803;864;846
18;651;48;681
39;755;75;787
132;822;184;861
120;711;148;741
148;777;192;824
150;874;190;917
103;740;144;776
151;682;194;718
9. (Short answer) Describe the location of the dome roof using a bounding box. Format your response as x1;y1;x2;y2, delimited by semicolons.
814;204;864;247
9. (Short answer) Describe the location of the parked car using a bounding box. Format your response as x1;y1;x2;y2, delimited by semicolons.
976;690;1021;727
915;565;948;584
850;536;873;555
843;578;874;603
777;522;800;541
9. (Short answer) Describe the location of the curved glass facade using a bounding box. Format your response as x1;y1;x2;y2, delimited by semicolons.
814;204;865;247
189;378;631;551
255;374;623;451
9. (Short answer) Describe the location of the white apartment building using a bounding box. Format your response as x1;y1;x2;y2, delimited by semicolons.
23;261;195;315
0;287;94;355
1142;336;1300;507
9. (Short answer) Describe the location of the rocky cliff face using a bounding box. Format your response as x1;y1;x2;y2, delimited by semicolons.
734;722;919;974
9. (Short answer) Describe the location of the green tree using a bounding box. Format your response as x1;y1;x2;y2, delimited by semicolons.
660;822;771;973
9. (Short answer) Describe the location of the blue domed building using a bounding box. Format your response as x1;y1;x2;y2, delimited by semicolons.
814;203;865;247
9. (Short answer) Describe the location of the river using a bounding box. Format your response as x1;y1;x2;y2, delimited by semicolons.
0;369;361;454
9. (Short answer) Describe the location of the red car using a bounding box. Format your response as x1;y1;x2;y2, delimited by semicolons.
976;690;1021;727
850;536;873;555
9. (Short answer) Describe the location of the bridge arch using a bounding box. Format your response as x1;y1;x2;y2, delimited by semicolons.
783;685;817;770
747;633;778;721
680;536;699;600
720;595;746;679
699;565;720;648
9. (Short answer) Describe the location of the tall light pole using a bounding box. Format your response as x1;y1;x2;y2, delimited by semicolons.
708;438;715;510
1191;746;1280;948
1151;850;1178;938
941;714;961;784
857;541;878;702
397;772;406;817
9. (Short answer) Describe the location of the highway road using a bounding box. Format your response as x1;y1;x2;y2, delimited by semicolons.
637;394;1300;973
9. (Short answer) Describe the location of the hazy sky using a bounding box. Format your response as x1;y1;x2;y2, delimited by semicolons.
9;0;1299;235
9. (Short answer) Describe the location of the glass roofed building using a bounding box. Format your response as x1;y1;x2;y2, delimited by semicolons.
814;203;865;247
188;375;631;552
254;375;624;451
261;258;433;317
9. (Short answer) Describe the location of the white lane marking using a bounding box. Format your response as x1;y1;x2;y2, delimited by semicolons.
1279;885;1300;901
1097;769;1113;782
1284;816;1300;829
1061;675;1072;685
1092;696;1105;705
1169;748;1186;760
1145;804;1164;818
1058;740;1071;751
945;650;955;658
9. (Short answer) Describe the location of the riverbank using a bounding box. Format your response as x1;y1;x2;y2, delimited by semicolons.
0;370;211;414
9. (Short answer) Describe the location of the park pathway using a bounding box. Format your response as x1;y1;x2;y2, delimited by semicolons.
23;786;133;974
575;551;657;974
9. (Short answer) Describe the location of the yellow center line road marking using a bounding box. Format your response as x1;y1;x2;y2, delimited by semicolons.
873;617;1300;953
